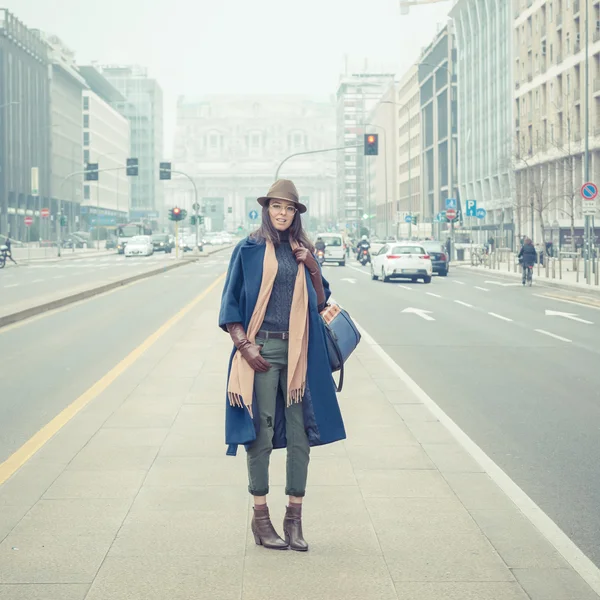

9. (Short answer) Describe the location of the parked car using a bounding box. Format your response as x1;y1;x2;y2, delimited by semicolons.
152;233;173;253
420;241;450;276
124;235;153;257
371;242;432;283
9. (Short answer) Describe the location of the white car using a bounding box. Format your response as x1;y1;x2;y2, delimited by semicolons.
124;235;154;257
371;242;433;284
316;233;345;266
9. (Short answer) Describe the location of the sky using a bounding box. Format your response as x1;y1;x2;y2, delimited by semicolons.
5;0;452;151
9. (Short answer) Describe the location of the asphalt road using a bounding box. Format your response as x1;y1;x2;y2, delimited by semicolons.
324;259;600;568
0;252;232;466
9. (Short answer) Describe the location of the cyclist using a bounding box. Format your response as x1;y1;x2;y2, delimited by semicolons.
518;237;537;285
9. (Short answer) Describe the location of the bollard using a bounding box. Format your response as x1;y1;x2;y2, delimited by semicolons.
545;255;550;278
552;257;556;279
576;257;580;283
508;252;511;272
559;254;562;279
596;259;599;286
537;256;541;277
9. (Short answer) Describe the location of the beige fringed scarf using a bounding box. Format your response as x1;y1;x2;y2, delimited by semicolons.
227;239;309;417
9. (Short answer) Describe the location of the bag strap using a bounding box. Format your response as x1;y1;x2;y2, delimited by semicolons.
329;333;345;393
335;361;344;393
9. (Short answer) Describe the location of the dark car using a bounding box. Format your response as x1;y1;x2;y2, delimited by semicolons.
152;233;173;253
421;241;450;276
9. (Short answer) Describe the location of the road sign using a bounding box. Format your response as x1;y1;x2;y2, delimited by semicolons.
445;208;457;221
476;208;487;219
24;216;33;226
445;198;457;210
404;215;413;223
40;208;50;218
192;202;200;211
581;181;598;215
435;211;446;223
465;199;477;217
31;167;39;197
249;210;258;220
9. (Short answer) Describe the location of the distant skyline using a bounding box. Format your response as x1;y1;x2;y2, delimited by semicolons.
3;0;452;151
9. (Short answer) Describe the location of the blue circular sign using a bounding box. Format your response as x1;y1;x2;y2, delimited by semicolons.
581;182;598;200
249;210;258;220
404;215;412;223
476;208;487;219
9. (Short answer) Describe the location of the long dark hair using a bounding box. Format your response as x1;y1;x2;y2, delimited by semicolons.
251;203;314;252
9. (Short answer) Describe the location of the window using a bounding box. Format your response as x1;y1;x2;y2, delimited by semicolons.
84;185;90;200
83;114;89;128
251;133;261;148
549;2;553;21
83;150;90;164
83;132;90;147
83;96;89;110
209;134;219;148
566;33;571;54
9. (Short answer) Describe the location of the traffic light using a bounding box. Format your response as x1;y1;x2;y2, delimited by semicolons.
168;207;187;222
199;216;204;225
412;215;418;225
364;133;379;156
126;158;139;176
159;161;171;180
190;215;196;226
85;163;99;181
227;206;233;214
60;215;67;227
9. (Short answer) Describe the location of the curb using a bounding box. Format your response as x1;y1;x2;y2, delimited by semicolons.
457;264;600;296
6;250;116;267
0;259;193;329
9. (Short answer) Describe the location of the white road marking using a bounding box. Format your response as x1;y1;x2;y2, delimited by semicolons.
341;278;357;284
401;307;434;321
535;329;572;343
398;285;412;291
485;280;522;287
534;294;600;312
488;312;513;322
426;292;442;298
475;286;490;292
454;300;473;307
32;279;44;283
53;275;65;280
348;265;371;277
4;283;18;288
356;322;600;596
453;280;466;285
545;309;593;324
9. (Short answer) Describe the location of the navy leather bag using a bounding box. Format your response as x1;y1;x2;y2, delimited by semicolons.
320;304;361;392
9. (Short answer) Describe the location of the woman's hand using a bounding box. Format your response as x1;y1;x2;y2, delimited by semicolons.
293;247;318;274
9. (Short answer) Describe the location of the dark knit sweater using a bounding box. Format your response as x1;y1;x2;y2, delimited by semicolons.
261;235;297;332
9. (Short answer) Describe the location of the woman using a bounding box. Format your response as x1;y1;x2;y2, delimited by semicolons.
219;179;346;552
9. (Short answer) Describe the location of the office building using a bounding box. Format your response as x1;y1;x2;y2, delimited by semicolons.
0;10;51;241
336;72;396;235
451;0;514;246
44;34;86;237
418;24;458;236
170;95;336;233
79;66;131;230
96;65;163;224
512;0;600;247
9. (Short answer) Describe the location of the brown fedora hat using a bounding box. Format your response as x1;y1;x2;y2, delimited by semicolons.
257;179;307;214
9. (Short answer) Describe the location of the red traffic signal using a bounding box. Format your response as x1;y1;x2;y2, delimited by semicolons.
173;207;181;215
364;133;379;156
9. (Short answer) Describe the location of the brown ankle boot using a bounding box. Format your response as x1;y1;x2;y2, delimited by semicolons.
251;507;289;550
283;504;308;552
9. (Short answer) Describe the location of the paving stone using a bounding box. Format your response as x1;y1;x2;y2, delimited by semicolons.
43;470;146;500
384;532;515;583
392;582;530;600
189;373;227;396
0;461;66;506
356;469;454;498
443;472;517;511
242;554;397;600
85;555;243;600
343;424;418;447
382;389;422;404
88;427;169;448
133;376;195;395
393;403;439;422
471;510;569;569
144;456;246;487
131;485;247;512
374;378;413;392
66;444;158;472
158;430;226;458
268;456;356;487
170;404;225;431
110;509;247;557
422;443;485;473
0;584;90;599
102;398;181;429
403;420;457;444
346;444;435;470
512;568;600;600
0;505;29;544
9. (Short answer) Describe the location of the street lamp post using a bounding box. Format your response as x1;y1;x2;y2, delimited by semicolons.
584;0;592;281
364;123;389;238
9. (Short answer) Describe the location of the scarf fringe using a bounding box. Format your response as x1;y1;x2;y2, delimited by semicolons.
287;384;306;407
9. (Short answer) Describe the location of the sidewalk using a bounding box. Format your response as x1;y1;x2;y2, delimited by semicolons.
0;285;598;599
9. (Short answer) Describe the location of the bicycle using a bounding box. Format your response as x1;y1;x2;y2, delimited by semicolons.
0;246;7;269
522;264;533;286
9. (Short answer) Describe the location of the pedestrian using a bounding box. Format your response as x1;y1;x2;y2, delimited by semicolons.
4;237;17;265
219;179;346;552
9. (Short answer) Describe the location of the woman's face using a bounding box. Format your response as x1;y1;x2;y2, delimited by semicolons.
268;199;297;232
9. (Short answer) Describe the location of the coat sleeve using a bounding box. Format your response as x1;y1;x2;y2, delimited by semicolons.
218;241;245;331
321;272;332;307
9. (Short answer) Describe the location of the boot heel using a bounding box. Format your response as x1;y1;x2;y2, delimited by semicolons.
253;532;262;546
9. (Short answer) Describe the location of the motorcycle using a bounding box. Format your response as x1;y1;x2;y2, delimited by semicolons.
358;248;371;266
316;249;325;266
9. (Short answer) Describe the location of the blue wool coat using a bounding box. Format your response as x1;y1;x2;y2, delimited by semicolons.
218;237;346;456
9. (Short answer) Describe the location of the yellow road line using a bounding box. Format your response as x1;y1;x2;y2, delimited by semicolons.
0;272;226;486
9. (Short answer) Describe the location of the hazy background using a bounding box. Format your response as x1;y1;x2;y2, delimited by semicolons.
4;0;452;150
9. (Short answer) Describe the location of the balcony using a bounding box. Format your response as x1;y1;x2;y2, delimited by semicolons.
573;0;580;14
555;96;564;109
527;72;533;82
574;41;581;53
556;14;563;28
556;52;562;64
541;61;547;73
541;24;547;37
574;87;581;102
